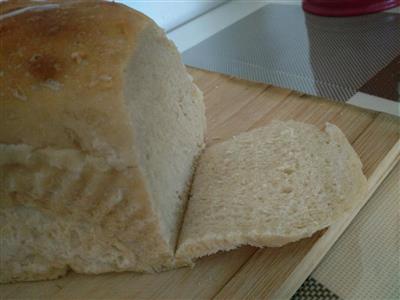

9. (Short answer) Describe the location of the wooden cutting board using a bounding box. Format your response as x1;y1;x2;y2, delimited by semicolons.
1;68;399;299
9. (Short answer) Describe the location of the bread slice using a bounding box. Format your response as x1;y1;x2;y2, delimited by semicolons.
0;1;205;282
176;121;367;260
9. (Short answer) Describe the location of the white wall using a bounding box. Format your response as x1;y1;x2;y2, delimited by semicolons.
118;0;228;32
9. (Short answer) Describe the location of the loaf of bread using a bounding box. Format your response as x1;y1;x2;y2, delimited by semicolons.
0;0;205;282
177;121;367;259
1;0;368;284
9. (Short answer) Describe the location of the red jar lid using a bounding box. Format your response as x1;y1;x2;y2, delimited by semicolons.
303;0;400;16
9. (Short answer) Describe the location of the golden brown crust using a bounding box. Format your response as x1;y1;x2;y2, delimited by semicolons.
0;0;151;163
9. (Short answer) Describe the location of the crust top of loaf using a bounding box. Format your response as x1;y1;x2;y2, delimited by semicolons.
0;0;154;165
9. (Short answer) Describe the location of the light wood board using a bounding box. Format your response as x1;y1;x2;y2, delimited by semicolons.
1;68;399;299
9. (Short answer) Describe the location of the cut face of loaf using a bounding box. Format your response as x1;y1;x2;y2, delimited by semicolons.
0;1;205;282
176;121;367;260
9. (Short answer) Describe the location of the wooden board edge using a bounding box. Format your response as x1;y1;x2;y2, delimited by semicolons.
271;139;400;300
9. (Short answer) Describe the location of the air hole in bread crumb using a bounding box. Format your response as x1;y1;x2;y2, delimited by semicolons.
294;224;306;229
117;256;125;265
26;255;35;264
281;187;293;194
70;231;80;248
283;168;294;175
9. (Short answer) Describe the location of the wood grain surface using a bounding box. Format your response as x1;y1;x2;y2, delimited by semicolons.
1;68;399;300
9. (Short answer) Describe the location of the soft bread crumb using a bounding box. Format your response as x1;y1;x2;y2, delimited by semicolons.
176;120;367;260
